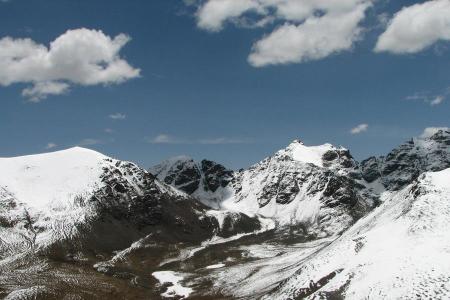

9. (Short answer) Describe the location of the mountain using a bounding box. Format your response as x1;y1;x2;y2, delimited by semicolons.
153;130;450;237
361;128;450;190
265;167;450;299
0;147;215;254
0;147;261;299
1;129;449;299
145;130;450;299
152;140;378;237
150;156;233;208
200;167;450;299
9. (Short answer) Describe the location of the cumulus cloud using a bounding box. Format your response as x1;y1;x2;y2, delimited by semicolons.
420;127;450;138
0;28;140;101
193;0;373;66
109;113;127;120
196;0;260;32
249;3;369;66
375;0;450;54
350;123;369;135
22;82;70;102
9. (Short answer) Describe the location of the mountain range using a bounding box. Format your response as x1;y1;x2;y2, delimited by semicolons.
0;128;449;299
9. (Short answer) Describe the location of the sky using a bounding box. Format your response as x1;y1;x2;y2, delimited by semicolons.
0;0;449;169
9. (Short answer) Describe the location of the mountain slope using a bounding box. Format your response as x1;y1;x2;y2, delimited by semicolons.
265;167;450;299
0;147;215;255
0;147;262;299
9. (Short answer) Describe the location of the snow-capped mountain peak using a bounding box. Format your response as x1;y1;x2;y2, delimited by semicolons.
277;140;335;167
0;147;108;211
275;140;356;170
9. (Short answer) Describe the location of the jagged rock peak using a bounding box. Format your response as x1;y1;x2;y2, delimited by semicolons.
419;127;450;140
150;156;233;195
361;127;450;190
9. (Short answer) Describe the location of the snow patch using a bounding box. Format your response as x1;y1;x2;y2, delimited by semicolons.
205;263;225;269
152;271;193;299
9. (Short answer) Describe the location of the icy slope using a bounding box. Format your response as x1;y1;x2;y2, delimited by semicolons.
267;168;450;299
0;147;108;212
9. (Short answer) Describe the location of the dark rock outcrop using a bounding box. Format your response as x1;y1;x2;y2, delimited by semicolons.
360;129;450;190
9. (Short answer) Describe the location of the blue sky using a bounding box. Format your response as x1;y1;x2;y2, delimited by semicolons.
0;0;449;169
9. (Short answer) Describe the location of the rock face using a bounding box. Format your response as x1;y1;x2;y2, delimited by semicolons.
361;128;450;190
149;156;201;194
150;156;234;194
150;156;234;207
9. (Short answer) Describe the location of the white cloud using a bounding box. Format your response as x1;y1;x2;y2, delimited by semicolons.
420;127;450;138
249;3;370;66
22;81;70;102
350;123;369;135
146;134;252;144
0;28;140;101
147;134;183;144
193;0;373;66
430;96;445;106
406;92;446;107
199;137;251;144
196;0;260;32
375;0;450;54
45;143;57;150
109;113;126;120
